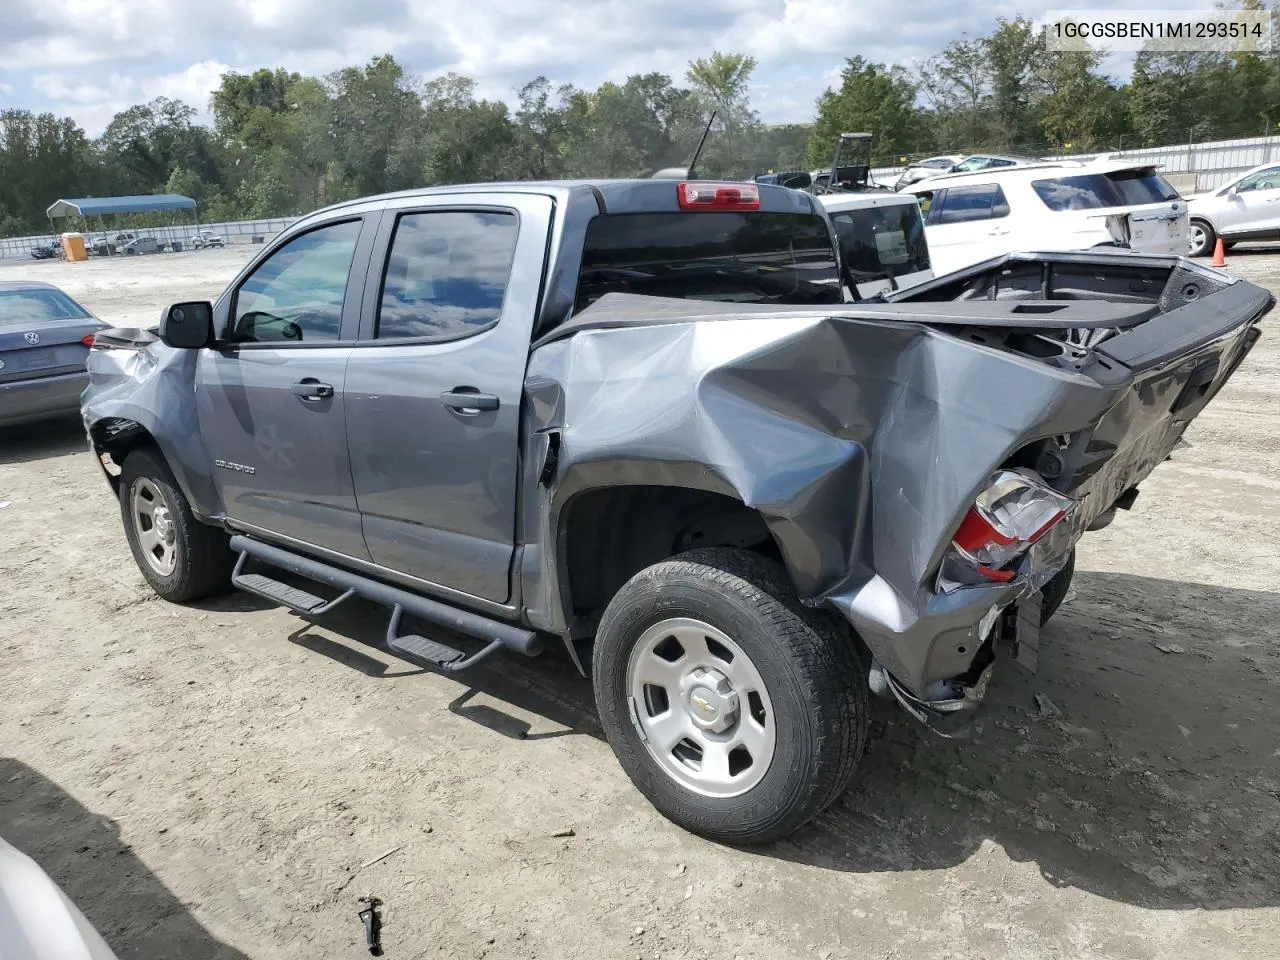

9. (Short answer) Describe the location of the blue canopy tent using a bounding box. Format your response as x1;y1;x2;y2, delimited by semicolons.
46;194;199;254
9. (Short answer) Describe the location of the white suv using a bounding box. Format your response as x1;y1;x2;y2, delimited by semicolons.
899;160;1188;275
1185;162;1280;257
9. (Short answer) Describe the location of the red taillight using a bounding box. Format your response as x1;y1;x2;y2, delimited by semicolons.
947;470;1075;584
81;334;97;347
677;181;761;211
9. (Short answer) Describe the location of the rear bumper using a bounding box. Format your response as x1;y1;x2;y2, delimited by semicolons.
0;371;88;427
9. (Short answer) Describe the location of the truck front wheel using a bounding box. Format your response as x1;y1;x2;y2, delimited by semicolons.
592;547;868;845
119;448;234;603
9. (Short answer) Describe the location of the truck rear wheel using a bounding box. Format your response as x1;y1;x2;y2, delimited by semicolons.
592;547;868;845
119;448;234;603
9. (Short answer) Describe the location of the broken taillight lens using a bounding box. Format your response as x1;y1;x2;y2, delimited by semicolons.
946;470;1076;585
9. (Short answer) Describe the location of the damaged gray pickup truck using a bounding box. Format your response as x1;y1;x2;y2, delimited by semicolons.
82;179;1270;844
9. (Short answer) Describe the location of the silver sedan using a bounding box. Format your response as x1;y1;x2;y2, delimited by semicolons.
0;281;109;429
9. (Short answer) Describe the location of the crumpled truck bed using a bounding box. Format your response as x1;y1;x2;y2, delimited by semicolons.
525;253;1270;699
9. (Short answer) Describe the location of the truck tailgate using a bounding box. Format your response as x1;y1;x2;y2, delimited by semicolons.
887;250;1271;530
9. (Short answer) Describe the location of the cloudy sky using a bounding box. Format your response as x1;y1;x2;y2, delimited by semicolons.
0;0;1219;136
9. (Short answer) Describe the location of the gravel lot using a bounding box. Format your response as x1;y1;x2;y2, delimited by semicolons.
1;246;1278;960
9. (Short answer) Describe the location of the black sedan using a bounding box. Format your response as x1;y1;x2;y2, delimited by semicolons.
0;281;109;428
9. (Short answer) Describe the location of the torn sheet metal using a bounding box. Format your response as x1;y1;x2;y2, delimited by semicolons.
524;257;1269;698
80;327;221;513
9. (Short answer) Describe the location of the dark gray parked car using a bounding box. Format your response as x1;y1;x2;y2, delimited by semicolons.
81;179;1270;844
1;281;108;428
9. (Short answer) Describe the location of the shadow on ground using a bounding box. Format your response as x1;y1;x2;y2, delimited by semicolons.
289;569;1280;915
0;417;87;466
0;759;249;959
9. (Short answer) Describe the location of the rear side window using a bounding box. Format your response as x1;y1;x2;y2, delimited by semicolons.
931;184;1011;224
0;289;91;327
576;212;842;310
1032;171;1181;211
377;210;518;341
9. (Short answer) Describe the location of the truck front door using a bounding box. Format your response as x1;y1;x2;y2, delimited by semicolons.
344;193;554;604
196;214;376;559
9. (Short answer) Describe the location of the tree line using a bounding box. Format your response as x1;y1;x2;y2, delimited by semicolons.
2;5;1279;238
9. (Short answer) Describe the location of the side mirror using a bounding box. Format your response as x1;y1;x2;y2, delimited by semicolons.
158;301;214;349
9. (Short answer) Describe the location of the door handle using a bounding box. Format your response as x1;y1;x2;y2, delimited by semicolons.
441;388;500;414
987;228;1010;236
292;378;334;401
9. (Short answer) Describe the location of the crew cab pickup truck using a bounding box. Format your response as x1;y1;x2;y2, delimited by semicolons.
82;179;1270;845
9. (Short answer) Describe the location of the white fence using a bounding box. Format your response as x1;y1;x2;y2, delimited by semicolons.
871;135;1280;192
0;217;298;263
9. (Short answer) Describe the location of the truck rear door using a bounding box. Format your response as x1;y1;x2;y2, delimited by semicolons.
343;193;554;604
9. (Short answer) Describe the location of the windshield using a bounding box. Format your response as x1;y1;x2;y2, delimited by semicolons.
828;203;930;282
1032;170;1181;211
0;288;92;327
576;211;843;310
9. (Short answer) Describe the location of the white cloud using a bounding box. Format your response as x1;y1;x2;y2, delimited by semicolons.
0;0;1226;135
31;61;231;134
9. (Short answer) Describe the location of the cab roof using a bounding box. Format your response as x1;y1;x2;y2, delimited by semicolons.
306;178;823;219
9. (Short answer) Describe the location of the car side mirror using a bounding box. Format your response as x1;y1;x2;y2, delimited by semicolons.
159;301;214;349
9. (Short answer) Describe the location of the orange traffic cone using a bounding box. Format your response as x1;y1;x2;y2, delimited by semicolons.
1211;237;1227;268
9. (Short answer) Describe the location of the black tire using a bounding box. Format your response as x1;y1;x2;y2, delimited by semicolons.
1188;219;1216;258
119;447;234;602
1039;548;1076;626
592;547;869;845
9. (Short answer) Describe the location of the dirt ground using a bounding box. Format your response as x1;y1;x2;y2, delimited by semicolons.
1;245;1278;960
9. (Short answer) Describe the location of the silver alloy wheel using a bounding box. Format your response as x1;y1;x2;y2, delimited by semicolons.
130;478;178;577
625;617;777;798
1189;222;1209;256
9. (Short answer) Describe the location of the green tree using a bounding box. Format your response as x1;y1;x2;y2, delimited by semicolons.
917;36;991;150
327;55;426;196
685;51;761;177
984;17;1046;148
1038;49;1128;150
810;57;922;166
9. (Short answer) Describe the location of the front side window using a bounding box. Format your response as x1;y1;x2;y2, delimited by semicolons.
377;210;518;341
230;219;361;344
1233;166;1280;193
931;184;1011;224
